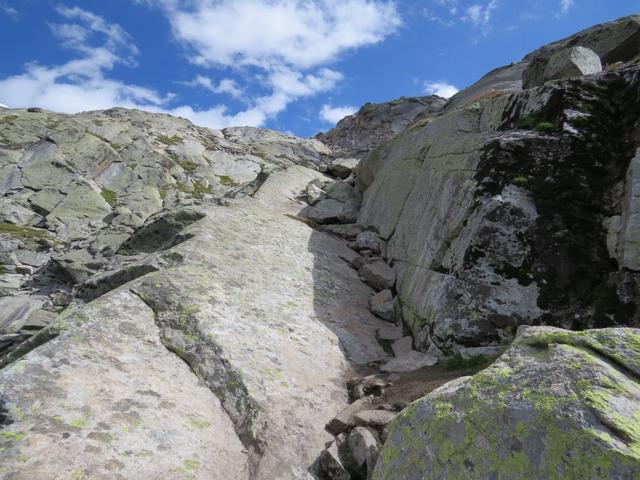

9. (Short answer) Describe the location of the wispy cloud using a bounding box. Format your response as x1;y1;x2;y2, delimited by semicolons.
560;0;574;13
463;0;498;27
319;104;357;124
0;1;18;19
183;75;244;99
424;81;459;98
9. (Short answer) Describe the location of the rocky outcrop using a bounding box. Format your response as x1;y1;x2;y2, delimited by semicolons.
315;96;447;160
0;108;393;479
0;107;331;358
356;35;640;357
523;14;640;88
374;326;640;479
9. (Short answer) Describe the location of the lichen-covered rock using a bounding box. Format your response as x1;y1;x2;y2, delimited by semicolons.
374;326;640;480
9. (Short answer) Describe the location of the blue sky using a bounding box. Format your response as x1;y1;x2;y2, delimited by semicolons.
0;1;637;137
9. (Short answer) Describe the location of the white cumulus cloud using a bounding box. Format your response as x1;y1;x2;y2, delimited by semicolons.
152;0;400;125
0;1;400;130
423;81;459;98
319;104;357;124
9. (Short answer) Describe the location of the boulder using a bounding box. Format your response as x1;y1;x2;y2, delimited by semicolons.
359;260;395;291
368;289;395;322
326;398;375;436
353;410;397;430
326;180;356;203
338;198;362;224
355;231;384;254
347;427;380;479
330;158;359;179
306;182;326;205
390;337;412;357
530;46;602;87
306;199;346;224
380;350;438;373
522;15;640;89
318;441;351;480
374;326;640;480
376;324;404;342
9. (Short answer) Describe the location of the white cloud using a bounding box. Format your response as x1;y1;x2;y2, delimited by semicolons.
184;75;244;99
319;104;357;124
162;0;401;70
423;81;459;98
560;0;574;13
463;0;498;27
0;2;400;130
151;0;401;126
0;1;18;18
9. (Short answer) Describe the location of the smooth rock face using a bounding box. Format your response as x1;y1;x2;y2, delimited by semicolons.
374;327;640;480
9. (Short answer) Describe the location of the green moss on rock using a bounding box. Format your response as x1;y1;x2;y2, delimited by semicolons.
100;188;118;207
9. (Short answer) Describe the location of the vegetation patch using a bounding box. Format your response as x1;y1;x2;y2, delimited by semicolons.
100;188;118;207
0;115;18;124
217;175;239;187
512;175;530;186
175;158;199;174
157;134;184;146
0;223;54;242
535;121;558;133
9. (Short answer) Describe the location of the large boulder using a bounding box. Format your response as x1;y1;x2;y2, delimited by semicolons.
523;15;640;89
374;326;640;480
535;46;603;86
